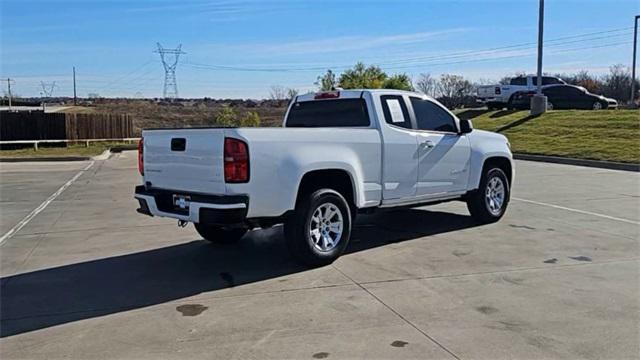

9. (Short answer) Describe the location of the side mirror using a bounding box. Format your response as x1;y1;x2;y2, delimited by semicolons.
459;119;473;134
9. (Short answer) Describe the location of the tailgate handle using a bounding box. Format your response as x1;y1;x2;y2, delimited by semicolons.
171;138;186;151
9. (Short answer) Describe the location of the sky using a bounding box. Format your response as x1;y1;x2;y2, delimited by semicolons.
1;0;638;99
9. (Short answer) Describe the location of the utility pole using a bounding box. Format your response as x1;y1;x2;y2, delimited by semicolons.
154;43;185;100
73;66;77;105
631;15;639;107
531;0;547;115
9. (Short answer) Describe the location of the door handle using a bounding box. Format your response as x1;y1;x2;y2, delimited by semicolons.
420;140;435;148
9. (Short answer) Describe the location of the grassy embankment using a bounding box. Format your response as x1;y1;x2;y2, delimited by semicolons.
457;109;639;163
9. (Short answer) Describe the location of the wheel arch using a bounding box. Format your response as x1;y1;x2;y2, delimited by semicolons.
294;169;357;212
481;156;513;187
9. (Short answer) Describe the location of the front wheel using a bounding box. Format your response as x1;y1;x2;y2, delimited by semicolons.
194;223;247;244
592;101;603;110
466;168;510;223
547;101;554;110
284;189;351;267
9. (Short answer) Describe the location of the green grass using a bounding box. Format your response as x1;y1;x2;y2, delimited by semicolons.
0;142;134;158
458;109;640;163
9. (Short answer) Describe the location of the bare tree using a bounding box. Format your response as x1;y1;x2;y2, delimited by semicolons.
287;88;299;99
601;64;633;102
269;85;288;101
415;73;438;97
437;74;473;109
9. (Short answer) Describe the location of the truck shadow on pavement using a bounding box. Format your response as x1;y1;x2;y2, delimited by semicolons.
0;208;479;338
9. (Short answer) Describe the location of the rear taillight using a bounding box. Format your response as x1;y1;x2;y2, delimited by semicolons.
138;138;144;176
224;137;249;183
495;87;501;95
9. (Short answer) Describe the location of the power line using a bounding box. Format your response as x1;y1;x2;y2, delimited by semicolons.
183;26;634;73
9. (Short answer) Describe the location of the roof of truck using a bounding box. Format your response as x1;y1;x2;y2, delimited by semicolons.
296;89;429;102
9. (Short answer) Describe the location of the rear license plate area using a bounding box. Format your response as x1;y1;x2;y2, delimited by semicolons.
172;194;191;211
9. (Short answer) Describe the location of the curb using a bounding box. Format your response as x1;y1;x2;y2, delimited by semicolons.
0;149;114;163
0;156;92;162
514;153;640;172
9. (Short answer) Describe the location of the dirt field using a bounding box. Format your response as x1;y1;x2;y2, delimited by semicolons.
65;100;288;135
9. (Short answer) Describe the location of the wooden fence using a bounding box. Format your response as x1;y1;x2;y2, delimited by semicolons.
0;111;133;141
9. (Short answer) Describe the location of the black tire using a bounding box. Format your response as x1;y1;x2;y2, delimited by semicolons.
194;223;247;244
466;168;510;223
284;189;352;267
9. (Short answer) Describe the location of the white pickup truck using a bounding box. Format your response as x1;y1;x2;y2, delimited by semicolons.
135;90;513;266
476;75;566;109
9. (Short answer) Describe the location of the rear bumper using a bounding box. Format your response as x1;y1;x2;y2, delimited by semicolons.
134;185;248;225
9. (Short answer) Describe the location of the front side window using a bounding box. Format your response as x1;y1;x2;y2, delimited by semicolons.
410;97;457;133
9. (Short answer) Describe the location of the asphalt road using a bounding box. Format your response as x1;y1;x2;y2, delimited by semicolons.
1;152;638;359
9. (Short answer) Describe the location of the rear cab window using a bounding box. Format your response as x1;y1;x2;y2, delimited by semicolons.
286;99;370;127
380;95;411;129
510;77;527;86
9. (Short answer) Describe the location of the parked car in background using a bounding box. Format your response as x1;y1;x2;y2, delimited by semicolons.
510;84;618;110
476;75;566;110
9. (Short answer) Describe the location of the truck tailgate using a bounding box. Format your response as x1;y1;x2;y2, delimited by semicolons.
142;129;226;194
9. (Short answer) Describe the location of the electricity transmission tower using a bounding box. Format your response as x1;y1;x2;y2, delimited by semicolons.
154;43;185;99
40;81;57;97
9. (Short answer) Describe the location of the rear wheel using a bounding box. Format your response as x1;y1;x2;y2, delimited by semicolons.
547;101;554;110
194;223;247;244
284;189;351;267
466;168;510;223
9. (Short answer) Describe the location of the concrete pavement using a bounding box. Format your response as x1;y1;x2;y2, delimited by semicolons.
0;152;638;359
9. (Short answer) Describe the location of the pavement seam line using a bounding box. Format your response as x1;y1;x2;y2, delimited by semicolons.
362;258;640;285
357;258;640;287
331;265;461;360
0;161;95;246
512;197;639;225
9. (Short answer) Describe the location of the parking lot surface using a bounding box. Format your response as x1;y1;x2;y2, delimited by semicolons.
1;152;638;359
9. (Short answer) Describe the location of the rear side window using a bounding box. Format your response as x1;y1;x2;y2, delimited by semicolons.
286;99;370;127
510;77;527;86
381;95;411;129
410;97;457;133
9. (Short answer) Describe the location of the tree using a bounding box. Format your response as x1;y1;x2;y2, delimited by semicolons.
287;88;299;99
269;85;288;101
316;70;337;91
437;74;473;109
215;106;236;127
384;74;413;91
338;62;387;89
240;111;261;127
438;74;472;98
415;73;438;97
601;64;634;102
316;62;413;91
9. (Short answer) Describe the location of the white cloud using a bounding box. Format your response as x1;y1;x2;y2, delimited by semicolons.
224;28;470;56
